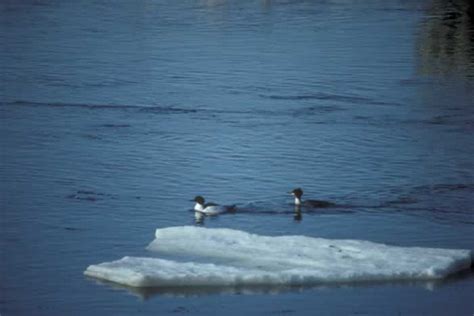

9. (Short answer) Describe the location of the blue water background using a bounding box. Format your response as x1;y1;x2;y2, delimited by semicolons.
1;0;474;315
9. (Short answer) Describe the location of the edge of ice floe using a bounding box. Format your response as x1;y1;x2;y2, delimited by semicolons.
84;227;473;288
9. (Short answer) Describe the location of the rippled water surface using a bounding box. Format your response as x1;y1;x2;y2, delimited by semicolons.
1;0;474;315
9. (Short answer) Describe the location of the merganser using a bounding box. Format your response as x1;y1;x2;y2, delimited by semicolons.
289;188;334;208
192;196;236;215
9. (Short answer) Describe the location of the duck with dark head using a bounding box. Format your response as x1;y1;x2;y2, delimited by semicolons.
192;195;236;215
289;188;334;208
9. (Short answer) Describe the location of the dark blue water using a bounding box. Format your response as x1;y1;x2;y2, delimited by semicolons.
1;0;474;315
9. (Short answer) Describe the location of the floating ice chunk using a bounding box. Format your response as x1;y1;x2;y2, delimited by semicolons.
84;256;260;287
84;226;472;288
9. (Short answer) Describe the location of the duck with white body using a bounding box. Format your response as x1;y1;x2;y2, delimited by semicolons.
192;196;236;215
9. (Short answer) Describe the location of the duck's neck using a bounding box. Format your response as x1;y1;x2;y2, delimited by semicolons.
294;197;302;206
194;203;204;211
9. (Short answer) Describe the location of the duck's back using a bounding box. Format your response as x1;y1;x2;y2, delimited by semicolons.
305;200;334;208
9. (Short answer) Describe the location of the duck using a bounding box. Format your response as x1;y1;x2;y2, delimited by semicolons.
192;196;236;215
289;188;334;208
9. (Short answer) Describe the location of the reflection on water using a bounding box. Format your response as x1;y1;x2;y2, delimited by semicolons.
89;268;474;301
194;211;206;225
294;206;302;222
417;0;474;77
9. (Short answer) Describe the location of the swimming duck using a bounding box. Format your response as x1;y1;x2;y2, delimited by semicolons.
289;188;334;208
192;196;236;215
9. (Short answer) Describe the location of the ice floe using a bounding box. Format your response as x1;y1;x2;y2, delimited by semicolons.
84;226;472;288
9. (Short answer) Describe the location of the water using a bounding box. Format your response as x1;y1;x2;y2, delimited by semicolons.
1;0;474;315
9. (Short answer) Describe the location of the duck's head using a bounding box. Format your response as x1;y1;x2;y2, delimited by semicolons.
193;195;205;205
290;188;303;199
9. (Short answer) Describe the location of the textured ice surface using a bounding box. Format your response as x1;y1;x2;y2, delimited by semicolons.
84;226;472;287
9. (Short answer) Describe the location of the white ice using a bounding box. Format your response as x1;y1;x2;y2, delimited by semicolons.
84;226;472;288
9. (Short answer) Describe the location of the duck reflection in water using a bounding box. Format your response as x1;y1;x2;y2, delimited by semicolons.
294;206;302;222
194;211;205;225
